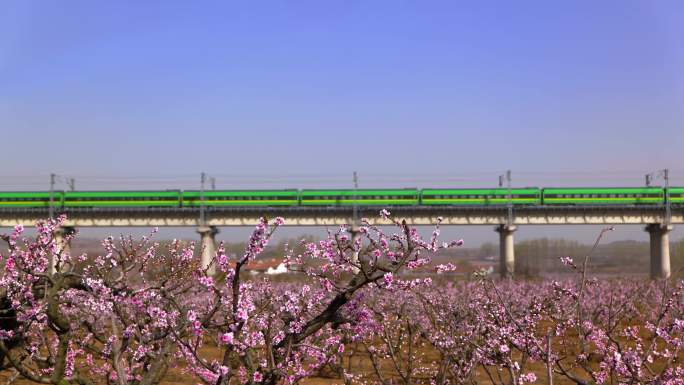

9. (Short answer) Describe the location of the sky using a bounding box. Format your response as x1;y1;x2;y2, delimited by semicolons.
1;1;683;245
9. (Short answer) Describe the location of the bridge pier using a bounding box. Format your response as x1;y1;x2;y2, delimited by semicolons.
197;226;219;275
645;224;672;279
495;225;517;278
51;226;76;275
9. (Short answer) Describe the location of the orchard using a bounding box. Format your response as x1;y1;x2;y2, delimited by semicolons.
1;213;683;385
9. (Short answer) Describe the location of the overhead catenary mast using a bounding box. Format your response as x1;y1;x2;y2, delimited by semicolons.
49;174;76;219
352;171;359;226
645;168;671;225
499;170;513;226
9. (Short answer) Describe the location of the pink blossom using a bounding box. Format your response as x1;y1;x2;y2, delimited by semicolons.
253;371;263;382
383;272;393;288
219;332;234;345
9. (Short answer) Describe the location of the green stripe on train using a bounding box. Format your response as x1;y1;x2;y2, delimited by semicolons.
543;198;662;204
64;191;179;198
183;199;298;206
300;189;418;197
543;188;663;194
301;199;418;205
182;190;299;198
421;198;539;205
421;188;540;196
63;200;179;207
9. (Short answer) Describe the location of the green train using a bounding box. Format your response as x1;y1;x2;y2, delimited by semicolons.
300;189;419;206
182;190;299;207
0;187;681;209
421;188;540;206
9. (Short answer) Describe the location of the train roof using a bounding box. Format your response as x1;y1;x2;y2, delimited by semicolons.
421;187;540;192
0;191;63;196
182;189;299;196
63;190;180;196
300;189;418;195
542;187;663;193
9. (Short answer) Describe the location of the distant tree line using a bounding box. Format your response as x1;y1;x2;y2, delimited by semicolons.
475;237;684;277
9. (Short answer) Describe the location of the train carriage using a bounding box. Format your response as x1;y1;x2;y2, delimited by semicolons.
0;186;675;210
542;187;663;205
300;189;419;206
0;191;64;208
181;190;299;207
63;191;181;208
669;187;684;205
420;188;541;206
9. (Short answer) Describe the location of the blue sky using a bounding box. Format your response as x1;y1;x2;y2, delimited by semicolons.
1;1;683;244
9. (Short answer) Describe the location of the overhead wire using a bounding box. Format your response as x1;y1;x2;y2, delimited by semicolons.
1;169;682;190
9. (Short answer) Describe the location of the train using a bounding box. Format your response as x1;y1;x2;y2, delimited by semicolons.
0;187;682;209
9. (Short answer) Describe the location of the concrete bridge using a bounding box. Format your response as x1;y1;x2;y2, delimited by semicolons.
1;205;681;279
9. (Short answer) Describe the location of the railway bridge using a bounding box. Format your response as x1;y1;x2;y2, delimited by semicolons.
1;205;681;279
